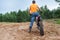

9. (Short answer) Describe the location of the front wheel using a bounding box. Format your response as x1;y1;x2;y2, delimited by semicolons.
36;16;44;36
39;21;44;36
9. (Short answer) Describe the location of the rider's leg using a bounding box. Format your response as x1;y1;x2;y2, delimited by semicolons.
36;17;40;30
35;12;41;29
29;14;35;33
29;12;40;32
30;16;35;28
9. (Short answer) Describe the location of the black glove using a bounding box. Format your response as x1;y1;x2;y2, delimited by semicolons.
29;14;32;16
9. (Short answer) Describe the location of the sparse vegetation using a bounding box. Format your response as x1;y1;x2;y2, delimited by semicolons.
54;19;60;24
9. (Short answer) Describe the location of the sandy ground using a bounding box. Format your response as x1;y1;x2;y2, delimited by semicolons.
0;21;60;40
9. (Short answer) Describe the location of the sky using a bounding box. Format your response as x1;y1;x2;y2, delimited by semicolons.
0;0;59;13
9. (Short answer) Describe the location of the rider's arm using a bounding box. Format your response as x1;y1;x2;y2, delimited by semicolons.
37;6;42;12
29;5;32;15
29;6;32;16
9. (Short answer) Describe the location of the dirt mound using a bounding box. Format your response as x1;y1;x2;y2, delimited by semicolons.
0;21;60;40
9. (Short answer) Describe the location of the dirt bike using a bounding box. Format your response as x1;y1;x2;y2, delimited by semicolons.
36;15;44;36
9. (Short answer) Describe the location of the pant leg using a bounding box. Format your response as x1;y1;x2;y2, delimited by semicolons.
35;12;40;17
29;12;40;29
35;12;41;27
29;14;35;28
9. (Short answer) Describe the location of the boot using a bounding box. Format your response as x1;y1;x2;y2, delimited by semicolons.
28;27;31;33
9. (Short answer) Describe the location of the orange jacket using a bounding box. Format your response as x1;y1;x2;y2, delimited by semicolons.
30;4;39;14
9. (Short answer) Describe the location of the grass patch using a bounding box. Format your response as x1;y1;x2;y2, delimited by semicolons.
54;19;60;24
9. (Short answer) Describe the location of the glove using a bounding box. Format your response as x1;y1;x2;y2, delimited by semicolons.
29;14;32;16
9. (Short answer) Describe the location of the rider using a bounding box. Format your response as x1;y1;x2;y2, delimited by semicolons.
29;0;42;33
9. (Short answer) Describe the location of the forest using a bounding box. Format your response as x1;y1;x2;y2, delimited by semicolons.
0;5;60;22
